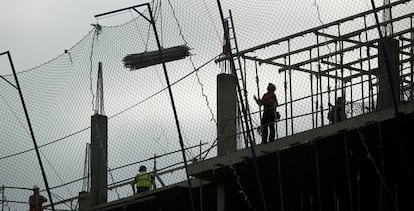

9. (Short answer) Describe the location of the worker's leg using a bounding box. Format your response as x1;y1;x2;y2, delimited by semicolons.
261;114;269;144
269;122;275;142
262;125;268;144
136;187;150;194
136;187;145;194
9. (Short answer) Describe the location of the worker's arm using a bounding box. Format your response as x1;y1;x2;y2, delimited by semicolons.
131;178;136;194
42;196;48;202
253;95;262;106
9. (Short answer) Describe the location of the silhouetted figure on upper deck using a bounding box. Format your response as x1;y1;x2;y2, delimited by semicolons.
328;96;346;124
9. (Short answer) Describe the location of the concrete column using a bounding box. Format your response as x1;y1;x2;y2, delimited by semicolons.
90;114;108;207
78;191;91;211
377;38;400;110
217;73;237;156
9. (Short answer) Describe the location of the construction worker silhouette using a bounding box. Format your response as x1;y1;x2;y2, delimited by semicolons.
134;165;153;194
328;96;346;123
254;83;279;144
29;185;47;211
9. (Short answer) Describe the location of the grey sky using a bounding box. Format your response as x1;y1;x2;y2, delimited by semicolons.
1;0;381;74
0;0;148;74
1;0;411;210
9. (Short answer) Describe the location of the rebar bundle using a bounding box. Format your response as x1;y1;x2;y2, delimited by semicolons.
123;45;190;70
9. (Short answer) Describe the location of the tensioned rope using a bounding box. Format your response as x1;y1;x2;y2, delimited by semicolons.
0;54;219;161
167;0;218;125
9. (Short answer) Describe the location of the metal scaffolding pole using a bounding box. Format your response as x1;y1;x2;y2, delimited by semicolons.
359;34;365;115
411;17;414;100
0;51;55;211
316;35;324;126
310;50;315;129
284;57;289;134
364;16;375;111
288;40;294;135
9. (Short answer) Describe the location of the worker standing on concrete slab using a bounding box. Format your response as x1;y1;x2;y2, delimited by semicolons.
254;83;279;144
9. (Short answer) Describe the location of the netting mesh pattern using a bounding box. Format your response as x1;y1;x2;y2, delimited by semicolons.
1;0;413;210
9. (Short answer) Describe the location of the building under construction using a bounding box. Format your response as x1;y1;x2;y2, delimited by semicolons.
69;1;414;211
1;1;413;211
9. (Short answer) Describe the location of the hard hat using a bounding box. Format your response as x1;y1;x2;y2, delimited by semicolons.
139;165;147;171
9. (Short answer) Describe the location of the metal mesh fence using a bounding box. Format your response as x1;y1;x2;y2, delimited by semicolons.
1;0;413;210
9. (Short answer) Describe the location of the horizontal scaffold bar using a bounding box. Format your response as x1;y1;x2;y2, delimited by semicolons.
215;0;411;63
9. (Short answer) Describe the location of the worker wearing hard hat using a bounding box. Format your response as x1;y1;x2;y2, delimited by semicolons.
134;165;153;194
29;185;47;211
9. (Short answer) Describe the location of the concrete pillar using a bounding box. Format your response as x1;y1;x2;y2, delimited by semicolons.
377;38;400;110
217;73;237;156
90;114;108;207
78;191;91;211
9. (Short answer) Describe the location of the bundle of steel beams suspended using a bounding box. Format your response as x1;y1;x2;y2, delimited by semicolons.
123;45;190;70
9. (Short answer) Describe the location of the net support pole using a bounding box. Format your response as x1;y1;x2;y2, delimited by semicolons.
147;4;196;211
1;185;4;211
0;51;55;211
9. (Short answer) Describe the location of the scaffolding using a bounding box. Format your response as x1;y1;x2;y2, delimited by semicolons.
217;0;413;138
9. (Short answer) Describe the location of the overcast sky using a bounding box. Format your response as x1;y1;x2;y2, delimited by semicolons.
0;0;152;75
1;0;412;210
0;0;379;75
0;0;389;75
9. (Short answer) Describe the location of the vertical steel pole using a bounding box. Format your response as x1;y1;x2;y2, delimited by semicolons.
334;42;338;109
255;61;262;121
147;5;196;211
1;186;4;211
284;57;288;134
410;17;414;100
310;50;315;129
288;40;294;135
363;16;375;111
316;35;324;126
359;34;365;115
6;51;55;211
199;140;203;211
